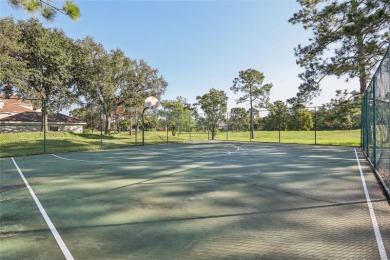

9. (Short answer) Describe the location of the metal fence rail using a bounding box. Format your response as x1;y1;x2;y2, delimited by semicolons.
362;45;390;195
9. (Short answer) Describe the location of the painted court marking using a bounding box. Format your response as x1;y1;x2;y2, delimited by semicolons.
52;144;241;163
164;144;240;159
354;149;388;260
11;157;74;260
52;154;106;164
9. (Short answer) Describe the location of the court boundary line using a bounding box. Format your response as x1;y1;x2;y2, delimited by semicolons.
11;157;74;260
51;144;241;163
354;149;388;260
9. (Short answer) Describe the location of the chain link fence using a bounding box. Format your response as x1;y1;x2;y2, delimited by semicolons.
362;45;390;195
1;97;362;157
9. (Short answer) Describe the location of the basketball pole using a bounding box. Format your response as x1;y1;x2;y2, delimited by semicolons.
142;107;148;146
142;96;159;146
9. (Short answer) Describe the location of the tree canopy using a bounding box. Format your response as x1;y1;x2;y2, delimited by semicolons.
228;107;249;132
0;17;27;96
289;0;389;103
0;17;77;131
160;97;192;136
74;36;167;134
7;0;80;21
0;17;167;134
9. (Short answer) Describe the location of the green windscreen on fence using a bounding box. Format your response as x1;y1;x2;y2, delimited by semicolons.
362;45;390;192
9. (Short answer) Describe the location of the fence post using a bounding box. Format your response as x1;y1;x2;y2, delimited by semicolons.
361;96;363;149
278;107;281;143
365;94;370;157
166;124;169;143
43;98;47;155
208;124;210;140
135;113;138;146
100;110;103;148
226;112;229;141
372;77;377;169
314;107;317;145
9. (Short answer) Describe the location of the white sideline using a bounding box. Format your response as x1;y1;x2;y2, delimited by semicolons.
11;157;74;260
354;149;388;260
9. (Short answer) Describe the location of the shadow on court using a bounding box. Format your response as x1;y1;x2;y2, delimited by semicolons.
1;142;389;259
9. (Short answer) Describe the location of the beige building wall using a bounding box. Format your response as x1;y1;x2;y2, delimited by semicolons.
0;122;84;133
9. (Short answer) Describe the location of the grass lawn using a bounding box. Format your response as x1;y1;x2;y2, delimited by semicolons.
0;129;361;157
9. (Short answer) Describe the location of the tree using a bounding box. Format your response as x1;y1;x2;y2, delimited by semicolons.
289;104;313;131
228;107;249;132
70;105;100;132
263;101;289;131
75;37;167;134
316;89;361;130
231;69;272;139
191;108;208;131
1;18;77;132
289;0;390;102
7;0;80;21
195;88;228;140
161;97;192;136
0;17;27;96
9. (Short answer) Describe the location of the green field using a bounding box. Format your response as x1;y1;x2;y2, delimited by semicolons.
0;129;361;157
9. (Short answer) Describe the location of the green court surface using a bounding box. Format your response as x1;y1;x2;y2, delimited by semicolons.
1;142;389;259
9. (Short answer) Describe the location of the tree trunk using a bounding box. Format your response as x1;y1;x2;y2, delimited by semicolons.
129;115;132;135
105;113;111;134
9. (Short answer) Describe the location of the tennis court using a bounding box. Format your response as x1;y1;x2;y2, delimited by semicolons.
1;142;389;259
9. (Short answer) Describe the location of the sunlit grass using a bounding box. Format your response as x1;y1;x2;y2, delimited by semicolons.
0;129;360;157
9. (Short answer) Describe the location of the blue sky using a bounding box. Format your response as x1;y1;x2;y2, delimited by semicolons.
0;0;358;111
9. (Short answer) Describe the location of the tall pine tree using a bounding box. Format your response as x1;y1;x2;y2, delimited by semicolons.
289;0;389;102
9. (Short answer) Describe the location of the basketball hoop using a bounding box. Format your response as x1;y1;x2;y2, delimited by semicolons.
144;96;160;109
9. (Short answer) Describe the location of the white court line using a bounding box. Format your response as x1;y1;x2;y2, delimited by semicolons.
11;158;74;260
164;144;240;159
52;154;106;164
52;144;241;163
354;149;388;260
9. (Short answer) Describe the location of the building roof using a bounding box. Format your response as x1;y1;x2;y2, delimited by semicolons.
0;102;32;113
0;95;37;113
0;112;84;123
